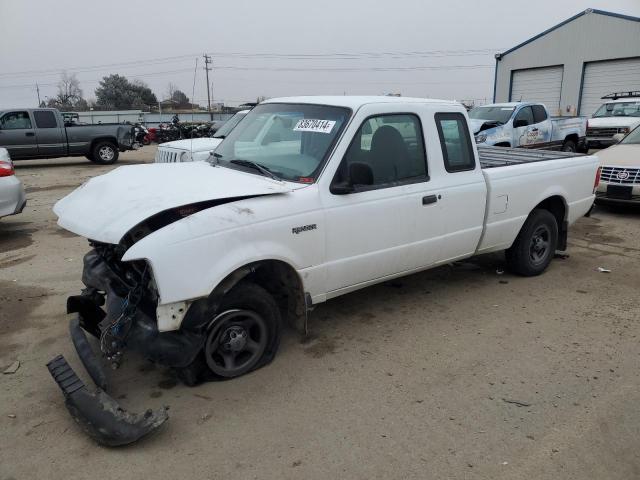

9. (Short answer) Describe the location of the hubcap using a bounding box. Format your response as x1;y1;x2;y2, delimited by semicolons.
204;310;268;378
99;146;115;161
530;225;551;265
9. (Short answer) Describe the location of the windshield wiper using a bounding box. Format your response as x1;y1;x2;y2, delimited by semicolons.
229;159;280;181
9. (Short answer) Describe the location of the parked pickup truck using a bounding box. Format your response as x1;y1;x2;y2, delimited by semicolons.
155;109;250;163
49;96;598;446
0;108;137;164
469;102;587;152
586;92;640;149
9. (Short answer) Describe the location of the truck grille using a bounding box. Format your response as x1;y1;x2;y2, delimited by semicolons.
155;149;180;163
600;166;640;185
586;127;626;138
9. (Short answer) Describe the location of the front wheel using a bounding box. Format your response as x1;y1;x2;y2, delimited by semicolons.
91;142;119;165
196;282;282;381
506;209;558;276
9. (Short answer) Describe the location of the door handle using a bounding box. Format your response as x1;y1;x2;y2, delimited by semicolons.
422;194;438;205
531;128;539;132
25;132;35;137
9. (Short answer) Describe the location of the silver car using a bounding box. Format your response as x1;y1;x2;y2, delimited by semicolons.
0;147;26;218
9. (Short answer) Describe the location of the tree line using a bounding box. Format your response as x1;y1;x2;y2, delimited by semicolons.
42;72;193;111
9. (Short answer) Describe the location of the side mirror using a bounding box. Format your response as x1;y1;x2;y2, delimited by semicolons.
612;133;625;143
350;162;374;186
330;162;374;195
513;119;528;128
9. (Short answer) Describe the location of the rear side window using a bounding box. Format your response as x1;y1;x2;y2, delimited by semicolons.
435;113;475;172
1;111;32;129
33;110;58;128
532;105;548;123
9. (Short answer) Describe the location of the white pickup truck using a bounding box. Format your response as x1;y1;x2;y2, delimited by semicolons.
154;110;249;163
470;102;587;152
48;96;599;445
586;92;640;149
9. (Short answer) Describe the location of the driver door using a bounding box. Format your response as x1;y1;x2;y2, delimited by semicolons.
320;108;442;295
0;111;38;159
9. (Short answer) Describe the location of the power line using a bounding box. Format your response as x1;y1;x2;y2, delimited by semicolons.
0;48;502;79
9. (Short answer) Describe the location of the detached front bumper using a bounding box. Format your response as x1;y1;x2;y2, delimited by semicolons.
46;247;208;446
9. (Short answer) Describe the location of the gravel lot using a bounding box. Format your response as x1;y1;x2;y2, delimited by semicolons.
1;146;639;480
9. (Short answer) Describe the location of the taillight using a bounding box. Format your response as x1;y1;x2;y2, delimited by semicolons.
0;160;14;177
593;167;601;193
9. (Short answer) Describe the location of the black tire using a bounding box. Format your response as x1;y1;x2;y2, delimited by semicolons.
91;141;119;165
85;153;94;161
561;139;577;152
505;209;558;276
178;282;282;384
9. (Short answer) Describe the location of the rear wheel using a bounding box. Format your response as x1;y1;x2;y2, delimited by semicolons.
562;139;577;152
506;209;558;276
91;141;119;165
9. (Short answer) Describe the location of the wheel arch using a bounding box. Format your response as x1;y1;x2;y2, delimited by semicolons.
532;195;568;250
196;259;307;334
89;136;118;152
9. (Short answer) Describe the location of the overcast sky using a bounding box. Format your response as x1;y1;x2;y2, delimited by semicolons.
1;0;639;108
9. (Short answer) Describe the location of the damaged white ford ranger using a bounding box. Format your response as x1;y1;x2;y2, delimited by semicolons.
47;96;599;445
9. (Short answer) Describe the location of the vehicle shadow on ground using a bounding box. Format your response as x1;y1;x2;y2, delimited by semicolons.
13;158;146;169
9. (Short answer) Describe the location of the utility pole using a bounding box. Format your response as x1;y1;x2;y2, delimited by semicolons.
36;83;41;106
203;54;213;120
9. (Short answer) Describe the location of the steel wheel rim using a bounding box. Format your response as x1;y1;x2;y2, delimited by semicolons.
99;146;115;161
204;310;268;377
530;225;551;265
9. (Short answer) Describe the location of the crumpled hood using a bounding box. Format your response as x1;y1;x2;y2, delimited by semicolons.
159;137;223;152
469;118;504;135
588;117;640;129
469;119;489;134
54;162;292;244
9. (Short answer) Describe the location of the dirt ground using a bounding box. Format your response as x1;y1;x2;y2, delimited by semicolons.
1;146;639;480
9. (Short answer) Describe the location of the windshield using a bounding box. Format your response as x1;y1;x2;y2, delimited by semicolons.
214;103;351;182
468;106;515;124
213;111;248;138
593;101;640;118
621;125;640;145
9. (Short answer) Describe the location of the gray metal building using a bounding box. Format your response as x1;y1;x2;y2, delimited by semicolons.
493;9;640;116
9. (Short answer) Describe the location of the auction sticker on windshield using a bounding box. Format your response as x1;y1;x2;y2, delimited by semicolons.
294;119;336;133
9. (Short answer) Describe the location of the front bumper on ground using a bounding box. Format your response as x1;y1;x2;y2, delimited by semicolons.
47;349;168;447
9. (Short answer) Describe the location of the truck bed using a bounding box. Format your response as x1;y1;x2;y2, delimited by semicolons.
478;146;583;169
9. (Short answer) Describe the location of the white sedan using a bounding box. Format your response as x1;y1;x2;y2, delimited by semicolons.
0;148;26;219
595;124;640;206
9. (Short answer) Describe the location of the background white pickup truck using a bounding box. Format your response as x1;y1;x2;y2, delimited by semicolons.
54;96;599;387
470;102;587;152
154;110;249;163
586;92;640;149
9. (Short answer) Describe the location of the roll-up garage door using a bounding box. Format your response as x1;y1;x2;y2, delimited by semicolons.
579;58;640;116
510;66;564;114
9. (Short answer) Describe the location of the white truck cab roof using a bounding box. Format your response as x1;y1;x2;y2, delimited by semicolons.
263;96;457;109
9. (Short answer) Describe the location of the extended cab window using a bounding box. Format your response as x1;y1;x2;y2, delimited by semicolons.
335;114;427;189
435;113;475;172
532;105;548;123
33;110;58;128
1;111;32;130
514;106;534;127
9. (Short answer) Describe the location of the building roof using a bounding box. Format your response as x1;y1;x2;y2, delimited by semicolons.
263;95;455;109
498;8;640;59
